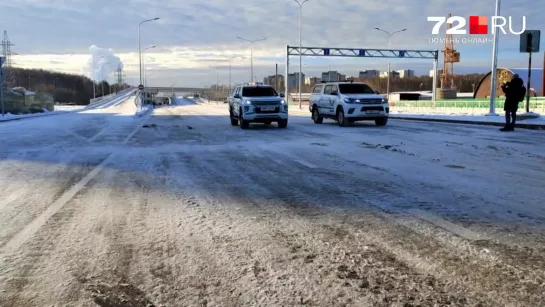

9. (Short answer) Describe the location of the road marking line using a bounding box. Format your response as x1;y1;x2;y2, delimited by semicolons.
64;129;90;142
408;209;487;241
0;109;151;254
87;126;108;143
294;159;318;169
122;111;152;144
0;153;115;254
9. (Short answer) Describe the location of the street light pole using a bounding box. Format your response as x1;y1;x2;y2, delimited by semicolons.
138;18;159;86
237;36;266;82
143;45;156;89
487;0;501;116
374;27;406;100
220;55;236;94
294;0;309;109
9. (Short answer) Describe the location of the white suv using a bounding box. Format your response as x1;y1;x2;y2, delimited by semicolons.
309;82;389;126
229;83;288;129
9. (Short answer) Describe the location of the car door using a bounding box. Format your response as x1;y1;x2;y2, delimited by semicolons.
321;85;334;115
228;87;235;110
309;84;322;111
233;87;243;116
327;85;339;114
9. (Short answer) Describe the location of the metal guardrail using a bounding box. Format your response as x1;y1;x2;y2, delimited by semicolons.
89;87;135;106
391;99;545;114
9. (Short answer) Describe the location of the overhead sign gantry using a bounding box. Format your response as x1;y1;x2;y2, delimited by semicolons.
285;46;440;102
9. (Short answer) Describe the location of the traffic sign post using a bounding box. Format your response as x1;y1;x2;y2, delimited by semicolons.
520;30;541;113
138;84;144;90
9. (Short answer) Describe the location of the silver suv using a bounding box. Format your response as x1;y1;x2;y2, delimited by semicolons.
229;83;288;129
309;82;389;126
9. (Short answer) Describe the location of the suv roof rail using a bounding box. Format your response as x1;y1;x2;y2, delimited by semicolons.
321;81;359;84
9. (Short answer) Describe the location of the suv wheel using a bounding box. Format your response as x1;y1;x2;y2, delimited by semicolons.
278;119;288;128
312;107;323;124
229;108;238;126
375;117;388;126
337;108;349;127
239;108;249;129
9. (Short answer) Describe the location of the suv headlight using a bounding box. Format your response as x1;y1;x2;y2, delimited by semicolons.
382;98;388;104
343;98;354;103
280;99;285;104
245;100;252;105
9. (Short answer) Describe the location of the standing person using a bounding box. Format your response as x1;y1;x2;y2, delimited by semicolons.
500;74;526;131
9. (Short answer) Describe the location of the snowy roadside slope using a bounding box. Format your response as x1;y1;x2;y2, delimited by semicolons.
0;89;136;122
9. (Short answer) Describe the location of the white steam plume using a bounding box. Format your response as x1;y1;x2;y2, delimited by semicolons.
85;45;124;82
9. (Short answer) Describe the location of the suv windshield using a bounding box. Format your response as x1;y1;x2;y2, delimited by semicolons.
338;83;375;94
242;86;277;97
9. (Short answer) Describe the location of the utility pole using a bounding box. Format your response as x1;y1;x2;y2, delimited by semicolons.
275;63;278;90
0;56;5;116
216;70;219;104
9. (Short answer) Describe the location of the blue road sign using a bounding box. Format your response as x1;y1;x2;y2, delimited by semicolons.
323;48;330;55
359;49;365;56
399;51;405;57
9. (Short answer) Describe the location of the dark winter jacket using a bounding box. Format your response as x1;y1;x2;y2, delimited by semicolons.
501;77;526;111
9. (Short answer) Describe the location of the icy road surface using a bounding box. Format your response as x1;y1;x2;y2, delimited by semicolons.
0;99;544;306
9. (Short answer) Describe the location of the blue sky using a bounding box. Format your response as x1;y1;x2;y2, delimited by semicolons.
1;0;543;87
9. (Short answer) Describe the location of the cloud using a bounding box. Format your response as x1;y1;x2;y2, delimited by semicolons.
2;0;543;86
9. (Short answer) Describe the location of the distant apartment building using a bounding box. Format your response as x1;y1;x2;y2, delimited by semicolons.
263;74;284;88
379;71;400;78
429;69;444;78
358;70;380;78
287;72;305;90
321;71;344;82
305;77;321;85
396;69;415;78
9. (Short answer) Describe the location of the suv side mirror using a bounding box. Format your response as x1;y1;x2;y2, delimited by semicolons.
374;90;380;94
279;92;285;98
233;93;241;99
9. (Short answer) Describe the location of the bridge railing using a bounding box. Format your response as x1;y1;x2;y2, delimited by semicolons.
89;87;135;105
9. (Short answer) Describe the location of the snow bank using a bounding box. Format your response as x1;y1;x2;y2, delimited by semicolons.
135;105;152;117
390;113;545;127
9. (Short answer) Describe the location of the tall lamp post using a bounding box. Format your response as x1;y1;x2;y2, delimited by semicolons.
293;0;310;109
143;45;156;88
138;18;159;86
220;55;236;95
237;36;266;82
374;27;406;99
487;0;501;116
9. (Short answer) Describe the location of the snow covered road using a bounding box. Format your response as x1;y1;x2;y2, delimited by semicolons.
0;101;544;306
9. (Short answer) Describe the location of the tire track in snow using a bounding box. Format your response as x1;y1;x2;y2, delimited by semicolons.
0;110;151;255
0;168;119;306
182;148;495;306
